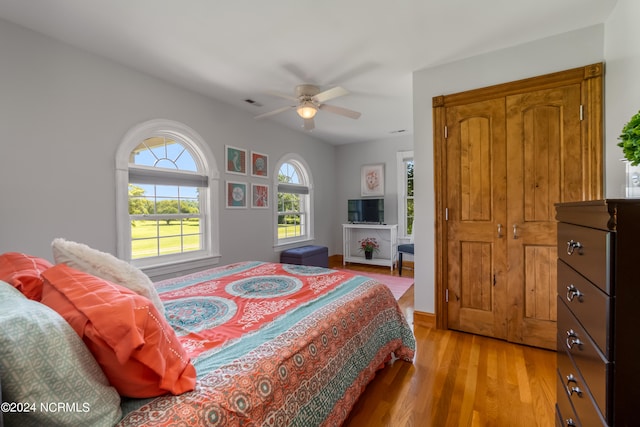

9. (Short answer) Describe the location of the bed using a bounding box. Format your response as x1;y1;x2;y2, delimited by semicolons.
0;247;415;427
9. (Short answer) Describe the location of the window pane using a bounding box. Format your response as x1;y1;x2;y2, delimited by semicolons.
131;137;197;172
159;236;182;255
278;162;300;184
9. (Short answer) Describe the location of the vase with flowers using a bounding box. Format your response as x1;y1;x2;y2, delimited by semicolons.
359;237;380;260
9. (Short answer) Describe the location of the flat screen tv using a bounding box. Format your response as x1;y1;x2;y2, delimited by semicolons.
348;198;384;224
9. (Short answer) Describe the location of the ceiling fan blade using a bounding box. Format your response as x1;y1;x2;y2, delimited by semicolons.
303;118;315;131
313;86;349;104
254;105;294;119
319;103;361;119
264;90;298;102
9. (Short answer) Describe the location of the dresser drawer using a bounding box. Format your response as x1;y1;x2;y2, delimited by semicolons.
557;261;611;357
557;348;607;426
557;223;612;294
557;298;610;422
557;371;581;427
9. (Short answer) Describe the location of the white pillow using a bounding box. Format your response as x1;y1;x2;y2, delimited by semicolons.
51;238;164;315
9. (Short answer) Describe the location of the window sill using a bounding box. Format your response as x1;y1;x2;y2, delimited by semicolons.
139;254;221;281
274;237;315;252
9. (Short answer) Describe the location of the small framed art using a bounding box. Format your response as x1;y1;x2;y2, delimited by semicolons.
251;151;269;178
361;163;385;196
226;181;247;208
252;184;269;208
225;145;247;175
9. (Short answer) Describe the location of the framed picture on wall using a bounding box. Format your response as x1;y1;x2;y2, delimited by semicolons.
361;163;385;196
252;184;269;208
226;181;247;208
251;151;269;178
225;145;247;175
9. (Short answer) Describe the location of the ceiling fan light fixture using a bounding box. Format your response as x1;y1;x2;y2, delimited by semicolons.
297;101;317;119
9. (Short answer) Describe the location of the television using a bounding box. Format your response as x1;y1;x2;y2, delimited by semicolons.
348;198;384;224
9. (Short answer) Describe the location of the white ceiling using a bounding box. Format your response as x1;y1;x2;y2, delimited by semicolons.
0;0;617;145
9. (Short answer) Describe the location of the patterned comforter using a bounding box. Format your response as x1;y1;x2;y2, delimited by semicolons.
117;261;415;426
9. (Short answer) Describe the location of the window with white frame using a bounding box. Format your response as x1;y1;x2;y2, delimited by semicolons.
275;155;313;245
116;119;220;272
397;151;414;239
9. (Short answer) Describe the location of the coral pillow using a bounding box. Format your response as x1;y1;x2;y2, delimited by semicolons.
51;238;165;315
0;252;53;300
40;264;196;398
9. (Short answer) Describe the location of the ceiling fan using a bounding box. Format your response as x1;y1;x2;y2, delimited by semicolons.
254;84;361;131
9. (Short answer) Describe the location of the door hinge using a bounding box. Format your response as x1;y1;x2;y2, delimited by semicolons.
445;288;449;302
445;207;449;221
444;125;448;139
580;105;584;121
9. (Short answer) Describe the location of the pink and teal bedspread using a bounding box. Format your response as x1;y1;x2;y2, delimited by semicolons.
117;261;415;426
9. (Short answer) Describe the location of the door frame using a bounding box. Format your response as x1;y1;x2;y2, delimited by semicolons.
433;63;604;330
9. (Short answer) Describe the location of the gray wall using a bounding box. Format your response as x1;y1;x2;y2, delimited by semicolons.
333;134;414;247
0;18;337;265
413;25;607;313
604;0;640;198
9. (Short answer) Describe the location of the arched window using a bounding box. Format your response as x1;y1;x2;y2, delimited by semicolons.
116;119;220;275
275;154;314;246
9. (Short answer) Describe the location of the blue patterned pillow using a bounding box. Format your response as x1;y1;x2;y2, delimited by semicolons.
0;281;122;426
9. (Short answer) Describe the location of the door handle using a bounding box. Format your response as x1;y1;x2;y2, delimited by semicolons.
497;224;503;238
512;224;518;239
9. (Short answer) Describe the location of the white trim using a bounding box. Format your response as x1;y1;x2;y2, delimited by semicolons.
396;150;414;240
273;153;314;247
115;119;220;269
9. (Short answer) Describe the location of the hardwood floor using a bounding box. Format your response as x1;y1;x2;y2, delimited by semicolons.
333;259;557;427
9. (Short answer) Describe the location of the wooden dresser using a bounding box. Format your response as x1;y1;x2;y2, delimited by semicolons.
555;200;640;427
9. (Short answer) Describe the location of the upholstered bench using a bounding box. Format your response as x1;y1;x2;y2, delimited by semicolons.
280;245;329;268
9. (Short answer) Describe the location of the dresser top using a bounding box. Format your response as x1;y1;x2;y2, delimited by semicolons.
555;199;640;230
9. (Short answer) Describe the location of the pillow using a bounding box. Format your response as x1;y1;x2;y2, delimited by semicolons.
0;280;121;427
0;252;52;300
51;238;164;315
40;264;196;398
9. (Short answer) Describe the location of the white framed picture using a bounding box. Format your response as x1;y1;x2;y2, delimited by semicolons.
361;163;384;196
226;181;247;208
251;151;269;178
225;145;247;175
252;184;269;208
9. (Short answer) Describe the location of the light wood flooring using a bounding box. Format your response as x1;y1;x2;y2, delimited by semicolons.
333;259;557;427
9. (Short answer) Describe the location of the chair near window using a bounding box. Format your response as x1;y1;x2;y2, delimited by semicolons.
398;220;414;276
397;243;414;276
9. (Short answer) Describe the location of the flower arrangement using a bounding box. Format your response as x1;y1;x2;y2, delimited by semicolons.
358;237;380;254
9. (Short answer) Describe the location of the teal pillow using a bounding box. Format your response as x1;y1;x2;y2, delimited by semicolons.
0;281;122;426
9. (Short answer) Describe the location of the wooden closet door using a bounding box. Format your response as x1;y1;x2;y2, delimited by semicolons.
505;84;582;349
445;98;508;339
433;63;603;350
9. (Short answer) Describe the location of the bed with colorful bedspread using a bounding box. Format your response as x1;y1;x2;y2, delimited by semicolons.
118;261;415;426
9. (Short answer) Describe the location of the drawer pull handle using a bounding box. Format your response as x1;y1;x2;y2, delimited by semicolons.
566;240;583;255
568;386;583;397
565;418;577;427
566;373;577;384
566;329;583;350
566;284;584;302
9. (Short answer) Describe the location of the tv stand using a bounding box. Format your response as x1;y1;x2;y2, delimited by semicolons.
342;223;398;271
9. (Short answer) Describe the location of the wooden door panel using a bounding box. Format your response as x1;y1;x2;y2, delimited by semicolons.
506;84;581;349
446;98;507;339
